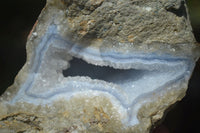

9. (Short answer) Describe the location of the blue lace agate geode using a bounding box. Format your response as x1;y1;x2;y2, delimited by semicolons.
0;0;199;132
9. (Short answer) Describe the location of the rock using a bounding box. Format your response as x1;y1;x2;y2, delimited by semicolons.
0;0;199;132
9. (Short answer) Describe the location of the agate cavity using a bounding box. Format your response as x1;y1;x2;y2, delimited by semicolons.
10;25;194;126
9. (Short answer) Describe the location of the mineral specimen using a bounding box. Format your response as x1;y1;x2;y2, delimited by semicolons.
0;0;199;132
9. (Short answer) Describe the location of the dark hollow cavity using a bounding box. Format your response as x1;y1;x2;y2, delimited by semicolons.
165;1;187;18
63;58;145;84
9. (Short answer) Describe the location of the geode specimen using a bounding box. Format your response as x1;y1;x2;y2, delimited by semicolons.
0;0;199;132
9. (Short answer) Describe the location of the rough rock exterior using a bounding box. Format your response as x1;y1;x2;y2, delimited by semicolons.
0;0;199;132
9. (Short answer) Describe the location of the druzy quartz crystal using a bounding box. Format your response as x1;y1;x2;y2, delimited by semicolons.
0;0;199;132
